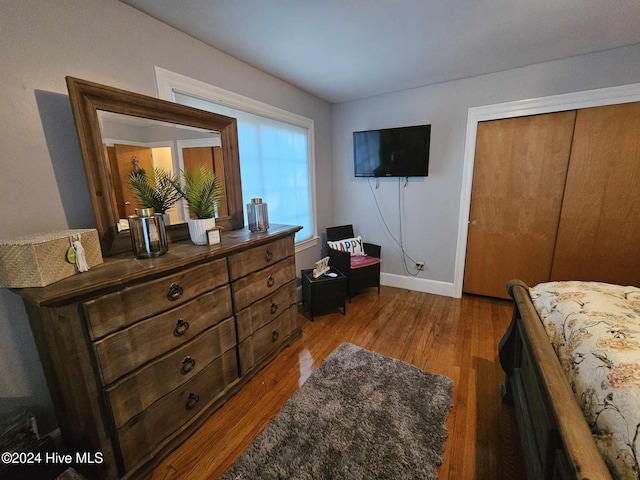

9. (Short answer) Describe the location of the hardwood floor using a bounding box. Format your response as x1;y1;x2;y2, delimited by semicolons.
151;286;525;480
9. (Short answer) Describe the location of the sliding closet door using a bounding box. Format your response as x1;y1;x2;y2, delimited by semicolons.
551;102;640;286
464;111;576;298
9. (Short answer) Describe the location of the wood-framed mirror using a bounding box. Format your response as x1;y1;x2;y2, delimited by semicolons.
66;76;244;256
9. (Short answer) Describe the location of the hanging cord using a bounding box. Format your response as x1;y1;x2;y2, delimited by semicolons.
70;234;90;272
367;177;420;276
397;178;420;276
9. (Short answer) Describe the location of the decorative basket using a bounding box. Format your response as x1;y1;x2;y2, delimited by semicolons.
0;229;103;288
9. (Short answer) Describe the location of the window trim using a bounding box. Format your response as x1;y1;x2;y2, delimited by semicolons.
154;67;318;251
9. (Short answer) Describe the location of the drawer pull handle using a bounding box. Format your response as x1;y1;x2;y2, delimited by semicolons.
271;330;280;342
270;302;278;314
174;319;190;337
265;250;273;262
185;392;200;410
167;283;184;301
181;356;196;374
267;275;275;288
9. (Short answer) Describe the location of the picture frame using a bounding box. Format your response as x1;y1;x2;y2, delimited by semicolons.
207;227;223;246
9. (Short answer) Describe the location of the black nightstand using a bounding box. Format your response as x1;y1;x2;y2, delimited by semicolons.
301;268;347;320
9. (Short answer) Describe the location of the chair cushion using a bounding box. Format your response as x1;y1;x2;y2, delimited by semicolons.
327;235;365;255
350;255;381;269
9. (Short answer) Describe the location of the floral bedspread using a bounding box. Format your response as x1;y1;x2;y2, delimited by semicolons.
530;281;640;480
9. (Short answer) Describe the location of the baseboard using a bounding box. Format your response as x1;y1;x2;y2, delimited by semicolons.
381;273;456;298
297;272;456;299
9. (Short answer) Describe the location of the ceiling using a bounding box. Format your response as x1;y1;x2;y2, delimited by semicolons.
121;0;640;104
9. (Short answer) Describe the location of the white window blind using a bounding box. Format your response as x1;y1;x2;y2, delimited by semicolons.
174;92;314;243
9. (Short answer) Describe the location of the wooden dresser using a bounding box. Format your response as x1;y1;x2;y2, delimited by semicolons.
13;225;302;480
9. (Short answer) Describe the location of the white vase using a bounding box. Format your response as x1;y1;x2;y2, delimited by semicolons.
188;217;216;245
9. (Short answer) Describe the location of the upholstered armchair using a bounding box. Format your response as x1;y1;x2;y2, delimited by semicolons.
326;224;381;301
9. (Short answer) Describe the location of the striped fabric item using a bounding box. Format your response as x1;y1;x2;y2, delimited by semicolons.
350;255;380;269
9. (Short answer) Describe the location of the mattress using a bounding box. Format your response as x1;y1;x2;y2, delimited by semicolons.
530;281;640;480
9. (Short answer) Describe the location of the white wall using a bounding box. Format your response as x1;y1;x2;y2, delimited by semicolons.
0;0;332;432
331;43;640;294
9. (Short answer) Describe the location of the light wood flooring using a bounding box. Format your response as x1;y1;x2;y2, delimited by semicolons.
151;286;525;480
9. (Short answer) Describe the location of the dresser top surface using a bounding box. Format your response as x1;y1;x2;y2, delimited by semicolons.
13;225;302;307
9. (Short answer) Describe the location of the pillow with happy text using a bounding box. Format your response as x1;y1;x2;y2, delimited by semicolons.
327;235;365;255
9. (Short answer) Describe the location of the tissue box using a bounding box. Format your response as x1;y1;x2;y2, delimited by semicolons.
0;229;103;288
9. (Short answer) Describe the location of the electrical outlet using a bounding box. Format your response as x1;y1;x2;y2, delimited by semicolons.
416;262;425;271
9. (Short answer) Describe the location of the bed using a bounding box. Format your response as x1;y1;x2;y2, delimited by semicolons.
500;279;640;480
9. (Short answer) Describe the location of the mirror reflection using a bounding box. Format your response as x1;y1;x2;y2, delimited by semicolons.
98;111;228;231
66;76;244;256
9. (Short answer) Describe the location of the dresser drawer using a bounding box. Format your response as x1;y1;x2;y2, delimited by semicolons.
117;348;238;471
238;304;297;374
83;258;229;339
93;285;232;385
105;317;237;430
235;280;296;342
232;256;296;311
228;236;294;280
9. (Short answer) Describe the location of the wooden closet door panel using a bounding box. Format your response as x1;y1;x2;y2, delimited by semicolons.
464;111;576;298
551;102;640;286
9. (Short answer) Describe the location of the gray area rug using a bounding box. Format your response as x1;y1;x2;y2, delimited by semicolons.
221;342;454;480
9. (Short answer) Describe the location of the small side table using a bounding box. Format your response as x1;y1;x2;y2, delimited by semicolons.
301;268;346;321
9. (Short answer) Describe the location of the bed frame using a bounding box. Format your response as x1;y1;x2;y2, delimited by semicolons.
499;279;613;479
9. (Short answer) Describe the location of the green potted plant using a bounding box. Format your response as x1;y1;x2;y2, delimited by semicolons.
174;165;225;245
127;167;181;225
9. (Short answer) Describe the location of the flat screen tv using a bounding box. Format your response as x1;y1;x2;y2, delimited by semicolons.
354;124;430;177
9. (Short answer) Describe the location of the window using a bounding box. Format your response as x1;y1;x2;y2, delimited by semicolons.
155;68;317;246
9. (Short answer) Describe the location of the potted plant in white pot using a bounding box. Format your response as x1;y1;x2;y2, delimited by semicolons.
127;167;181;225
174;165;225;245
